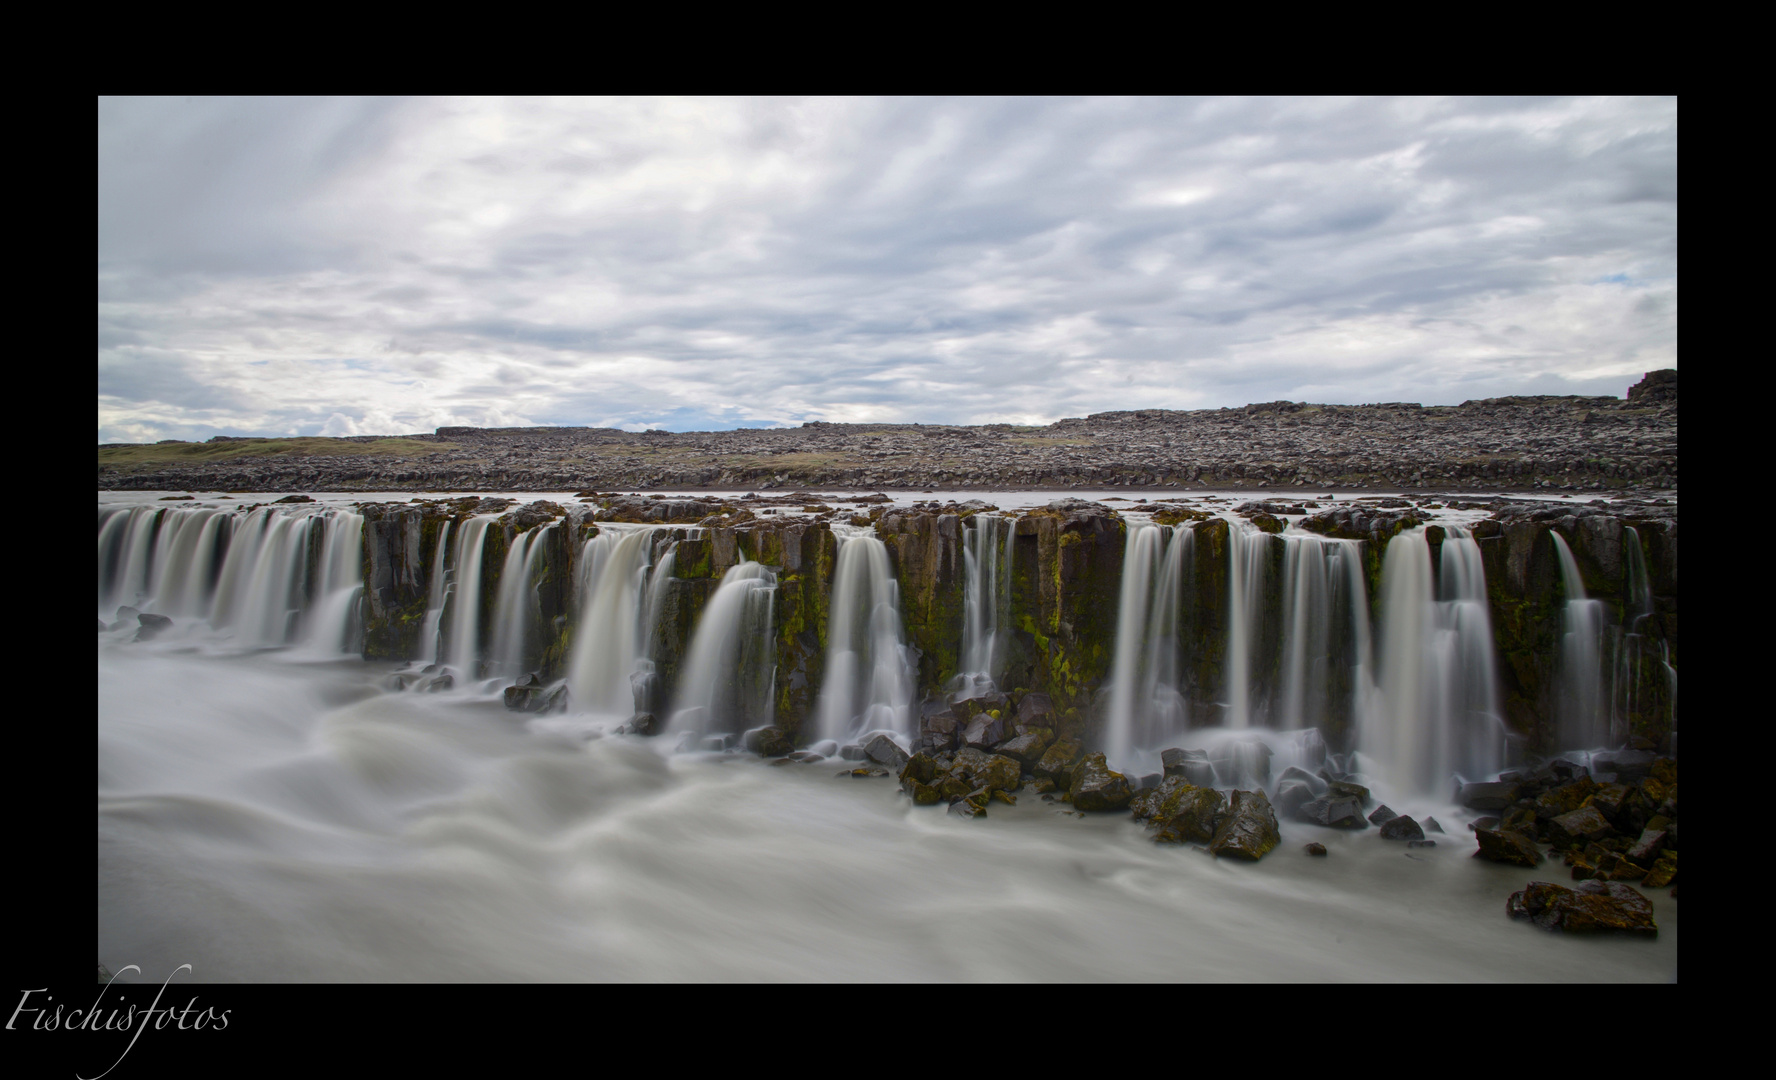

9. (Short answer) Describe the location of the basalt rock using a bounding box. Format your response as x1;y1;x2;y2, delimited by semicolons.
1378;815;1426;841
1034;738;1084;783
1507;879;1658;936
1368;804;1399;827
1153;787;1227;844
1068;753;1133;812
1474;827;1543;866
744;727;795;757
1299;795;1368;829
863;733;911;769
996;727;1053;765
1209;790;1280;860
1161;747;1216;787
1546;806;1615;850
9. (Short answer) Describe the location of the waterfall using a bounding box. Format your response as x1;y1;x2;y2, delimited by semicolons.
672;561;779;738
630;539;678;716
97;503;362;653
302;509;365;655
956;514;1015;696
566;527;656;718
443;516;496;676
489;523;555;680
1102;523;1189;774
1434;528;1505;781
1224;523;1271;728
1367;527;1506;794
417;521;453;666
1276;534;1371;735
1550;531;1609;751
816;528;915;746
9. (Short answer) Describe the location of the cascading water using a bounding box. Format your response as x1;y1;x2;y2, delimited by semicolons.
96;503;363;652
1367;527;1506;795
671;561;778;738
417;520;453;666
1102;523;1189;774
489;523;556;680
1276;534;1372;736
815;527;915;746
442;516;496;677
954;514;1015;697
566;527;657;719
1224;523;1271;728
1550;531;1609;751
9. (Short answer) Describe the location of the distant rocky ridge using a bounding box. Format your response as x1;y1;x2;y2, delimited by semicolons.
99;371;1677;493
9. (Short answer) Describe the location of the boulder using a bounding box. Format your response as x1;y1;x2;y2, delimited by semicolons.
1278;765;1327;795
1546;806;1615;849
1298;795;1368;829
863;733;910;769
947;748;1022;794
1592;750;1656;783
1473;827;1543;866
1423;816;1445;834
1274;779;1317;819
1068;753;1133;812
1034;738;1084;783
1507;880;1657;936
962;713;1008;751
134;612;173;641
1642;850;1678;889
744;727;795;757
1015;692;1055;726
947;798;985;819
1305;842;1328;856
1368;804;1399;826
1378;815;1426;841
111;606;140;631
1325;779;1372;808
899;751;939;788
1153;787;1227;844
1626;829;1667;868
996;727;1054;765
1535;776;1599;820
1459;781;1521;810
1208;790;1280;861
1161;747;1217;787
422;673;453;692
1467;816;1502;833
839;743;867;761
920;705;960;752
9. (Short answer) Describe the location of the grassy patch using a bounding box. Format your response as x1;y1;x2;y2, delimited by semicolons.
99;437;458;469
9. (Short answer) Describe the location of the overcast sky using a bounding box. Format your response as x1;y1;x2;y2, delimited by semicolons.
98;96;1677;442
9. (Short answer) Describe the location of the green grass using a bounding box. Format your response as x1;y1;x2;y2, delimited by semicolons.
99;437;458;469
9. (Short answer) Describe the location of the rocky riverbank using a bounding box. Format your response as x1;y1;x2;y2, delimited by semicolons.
99;372;1678;494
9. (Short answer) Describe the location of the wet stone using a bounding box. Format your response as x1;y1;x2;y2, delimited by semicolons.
1305;842;1328;856
1379;815;1425;841
1473;827;1543;867
1368;804;1399;826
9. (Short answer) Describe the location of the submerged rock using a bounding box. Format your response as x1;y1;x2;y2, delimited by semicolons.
1161;747;1217;787
1209;790;1280;861
134;612;173;641
1305;842;1328;856
1506;880;1658;936
744;727;795;757
1298;795;1368;829
1378;815;1426;841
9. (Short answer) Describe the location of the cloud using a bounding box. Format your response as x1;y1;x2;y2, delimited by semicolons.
97;96;1677;440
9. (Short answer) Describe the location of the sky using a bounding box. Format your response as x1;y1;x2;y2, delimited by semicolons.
97;96;1677;442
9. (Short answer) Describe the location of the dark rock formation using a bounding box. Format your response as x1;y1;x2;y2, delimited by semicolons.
1507;879;1657;935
